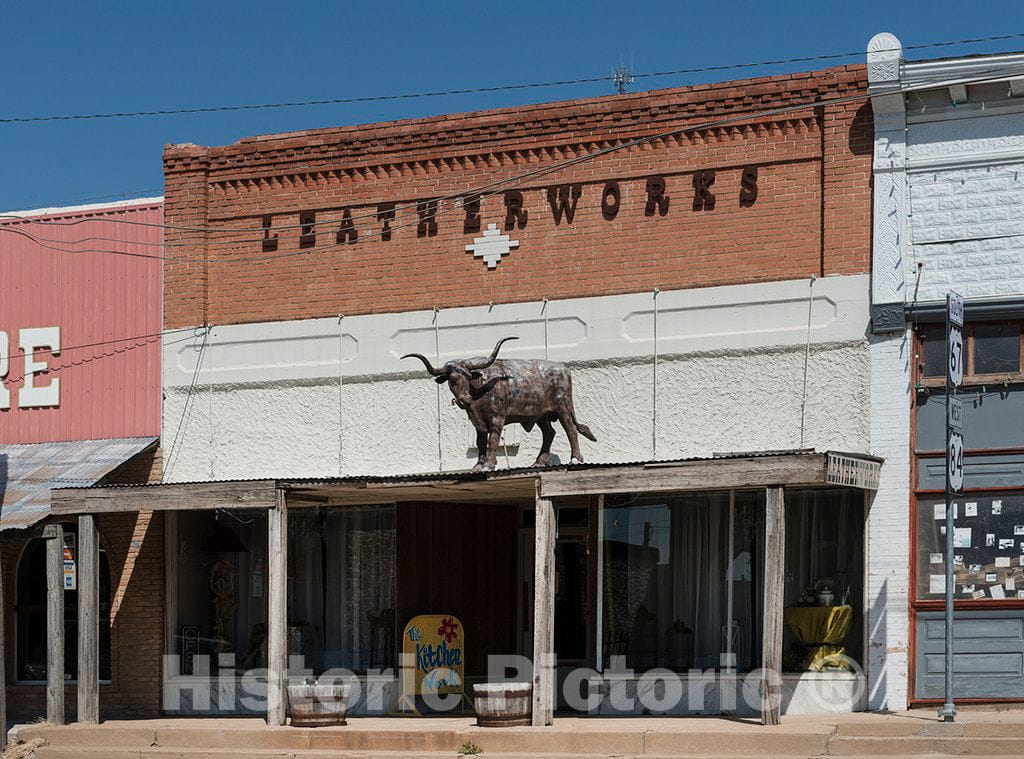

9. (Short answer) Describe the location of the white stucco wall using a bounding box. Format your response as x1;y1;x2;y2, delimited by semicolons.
161;274;871;482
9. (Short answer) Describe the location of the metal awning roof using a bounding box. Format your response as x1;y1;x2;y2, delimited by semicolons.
49;449;883;516
0;437;158;530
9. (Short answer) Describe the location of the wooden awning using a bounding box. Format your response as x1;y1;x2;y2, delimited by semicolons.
49;450;881;515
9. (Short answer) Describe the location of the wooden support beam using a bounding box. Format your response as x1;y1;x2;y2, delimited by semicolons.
44;523;66;725
50;480;277;516
761;486;785;726
539;454;829;498
77;515;99;723
266;489;288;726
531;496;555;727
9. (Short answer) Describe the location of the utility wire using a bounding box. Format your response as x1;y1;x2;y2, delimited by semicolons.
1;64;1017;382
2;32;1023;125
1;327;198;367
3;64;1022;266
5;46;1024;242
1;330;197;388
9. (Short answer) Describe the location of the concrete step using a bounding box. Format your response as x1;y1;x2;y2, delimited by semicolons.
834;719;1024;738
13;719;1024;758
827;735;1024;755
11;726;832;757
12;750;844;759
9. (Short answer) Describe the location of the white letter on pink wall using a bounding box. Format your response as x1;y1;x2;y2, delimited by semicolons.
0;331;9;409
18;326;61;408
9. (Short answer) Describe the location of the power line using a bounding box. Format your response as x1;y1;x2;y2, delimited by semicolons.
5;188;163;210
1;327;198;367
2;32;1023;125
1;330;197;388
3;64;1023;267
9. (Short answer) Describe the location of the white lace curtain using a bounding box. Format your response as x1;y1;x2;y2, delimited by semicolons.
601;488;862;673
288;505;396;675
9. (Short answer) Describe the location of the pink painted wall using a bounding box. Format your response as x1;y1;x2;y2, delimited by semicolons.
0;200;162;444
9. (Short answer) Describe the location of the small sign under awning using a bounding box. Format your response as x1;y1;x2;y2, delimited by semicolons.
826;452;881;491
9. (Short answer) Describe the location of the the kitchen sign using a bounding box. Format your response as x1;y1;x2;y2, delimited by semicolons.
401;614;465;700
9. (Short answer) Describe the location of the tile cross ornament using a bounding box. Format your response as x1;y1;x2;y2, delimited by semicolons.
466;223;519;269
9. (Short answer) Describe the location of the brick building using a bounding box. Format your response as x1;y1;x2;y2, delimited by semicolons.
53;64;890;724
868;33;1024;706
0;199;165;725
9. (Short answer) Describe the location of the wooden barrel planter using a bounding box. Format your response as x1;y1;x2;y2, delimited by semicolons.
287;682;352;727
473;682;532;727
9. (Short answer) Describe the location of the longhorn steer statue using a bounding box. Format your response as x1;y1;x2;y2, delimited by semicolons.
402;337;596;470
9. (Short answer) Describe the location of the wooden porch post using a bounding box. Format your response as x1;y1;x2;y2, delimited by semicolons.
761;486;785;726
43;523;66;725
77;514;99;723
267;488;288;726
0;538;6;752
531;495;555;726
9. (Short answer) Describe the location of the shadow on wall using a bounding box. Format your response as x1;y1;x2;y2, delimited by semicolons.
868;578;888;711
849;102;874;156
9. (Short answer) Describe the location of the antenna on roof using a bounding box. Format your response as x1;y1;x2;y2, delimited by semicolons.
613;53;635;94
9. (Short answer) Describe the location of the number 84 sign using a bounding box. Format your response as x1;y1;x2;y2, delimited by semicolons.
948;431;964;494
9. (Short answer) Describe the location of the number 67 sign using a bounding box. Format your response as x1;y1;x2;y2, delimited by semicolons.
948;325;964;387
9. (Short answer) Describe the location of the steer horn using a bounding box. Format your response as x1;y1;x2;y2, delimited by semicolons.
462;336;519;370
400;352;448;376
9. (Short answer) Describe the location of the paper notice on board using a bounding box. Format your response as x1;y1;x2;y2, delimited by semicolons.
930;553;943;564
974;589;988;600
934;503;945;520
953;527;973;548
1007;577;1017;591
930;575;946;594
991;584;1007;600
996;556;1011;568
965;502;978;517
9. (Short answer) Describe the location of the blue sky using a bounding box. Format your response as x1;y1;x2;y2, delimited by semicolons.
2;0;1024;211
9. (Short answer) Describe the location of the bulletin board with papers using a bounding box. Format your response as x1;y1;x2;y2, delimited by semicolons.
917;492;1024;601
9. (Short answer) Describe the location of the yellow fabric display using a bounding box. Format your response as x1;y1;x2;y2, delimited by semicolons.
783;605;854;672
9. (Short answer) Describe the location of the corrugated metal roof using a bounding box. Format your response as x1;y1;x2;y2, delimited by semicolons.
53;449;883;497
68;448;856;493
283;449;831;486
0;437;158;530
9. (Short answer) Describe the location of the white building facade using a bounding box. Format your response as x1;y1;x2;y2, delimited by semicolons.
869;32;1024;707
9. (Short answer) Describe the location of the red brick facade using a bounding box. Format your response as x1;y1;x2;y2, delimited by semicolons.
163;65;872;330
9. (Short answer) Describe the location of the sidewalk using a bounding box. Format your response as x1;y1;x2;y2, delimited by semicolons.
7;709;1024;758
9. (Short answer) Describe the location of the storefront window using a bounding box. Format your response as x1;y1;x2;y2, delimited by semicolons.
600;488;863;674
601;491;733;673
782;489;865;672
916;492;1024;601
973;323;1021;375
173;510;268;675
918;320;1024;381
288;505;396;675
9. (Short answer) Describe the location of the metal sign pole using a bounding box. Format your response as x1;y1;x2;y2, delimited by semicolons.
940;291;964;722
